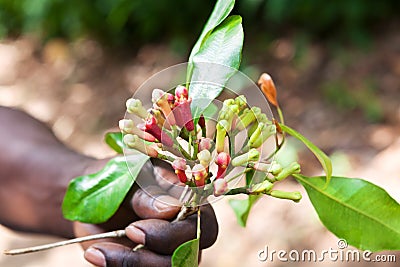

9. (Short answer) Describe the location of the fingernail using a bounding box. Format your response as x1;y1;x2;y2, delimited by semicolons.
155;195;181;211
126;225;146;245
84;248;106;267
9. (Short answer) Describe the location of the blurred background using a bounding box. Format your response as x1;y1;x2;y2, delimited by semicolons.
0;0;399;266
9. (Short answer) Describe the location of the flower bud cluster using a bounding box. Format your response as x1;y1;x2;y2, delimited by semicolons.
120;85;301;201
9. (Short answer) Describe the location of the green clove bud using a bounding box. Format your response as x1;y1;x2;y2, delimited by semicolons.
216;120;229;153
231;148;260;167
237;107;260;131
269;161;282;175
251;180;273;194
251;125;276;148
234;95;247;112
274;162;301;181
269;190;302;202
248;122;266;147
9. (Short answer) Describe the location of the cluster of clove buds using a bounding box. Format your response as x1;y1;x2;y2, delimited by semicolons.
119;81;302;203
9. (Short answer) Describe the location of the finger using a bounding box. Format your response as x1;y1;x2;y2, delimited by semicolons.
138;158;186;200
132;186;181;220
153;164;188;200
84;242;171;267
126;205;218;255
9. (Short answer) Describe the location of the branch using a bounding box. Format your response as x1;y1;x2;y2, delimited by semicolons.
4;230;126;256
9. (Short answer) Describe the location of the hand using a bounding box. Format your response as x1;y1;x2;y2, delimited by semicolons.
0;107;218;266
75;159;219;267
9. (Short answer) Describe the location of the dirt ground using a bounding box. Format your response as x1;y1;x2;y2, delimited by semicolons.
0;27;399;266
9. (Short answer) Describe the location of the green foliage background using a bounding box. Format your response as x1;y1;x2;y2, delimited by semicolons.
0;0;399;45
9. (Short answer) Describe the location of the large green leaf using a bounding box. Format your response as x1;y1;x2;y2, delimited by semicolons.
229;169;261;227
202;102;218;119
62;154;149;223
280;124;332;185
295;174;400;251
189;15;243;118
187;0;235;82
171;238;199;267
229;194;260;227
104;132;124;154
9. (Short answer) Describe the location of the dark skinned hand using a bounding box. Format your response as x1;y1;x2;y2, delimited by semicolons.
0;107;218;267
75;160;218;267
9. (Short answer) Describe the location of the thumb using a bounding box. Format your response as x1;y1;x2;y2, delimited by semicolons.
132;185;181;220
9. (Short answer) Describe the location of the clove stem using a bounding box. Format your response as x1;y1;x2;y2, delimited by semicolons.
4;230;126;256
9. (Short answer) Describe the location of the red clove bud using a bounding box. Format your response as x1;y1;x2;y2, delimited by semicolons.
173;97;194;131
172;158;188;183
198;115;206;129
145;116;173;147
175;85;189;100
215;152;231;179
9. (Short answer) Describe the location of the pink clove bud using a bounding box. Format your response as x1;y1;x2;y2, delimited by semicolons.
213;178;228;197
192;164;208;187
215;152;231;179
166;93;175;103
166;93;175;110
119;119;156;142
198;137;212;151
172;158;188;183
175;85;189;100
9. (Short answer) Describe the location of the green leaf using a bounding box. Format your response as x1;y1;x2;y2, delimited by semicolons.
187;0;235;82
229;169;260;227
229;194;260;227
202;102;218;119
105;132;124;154
295;174;400;251
280;124;332;186
62;154;149;223
189;15;244;118
171;238;199;267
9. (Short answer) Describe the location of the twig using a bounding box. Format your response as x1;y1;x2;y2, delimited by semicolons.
4;230;126;255
5;202;199;255
173;205;198;222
